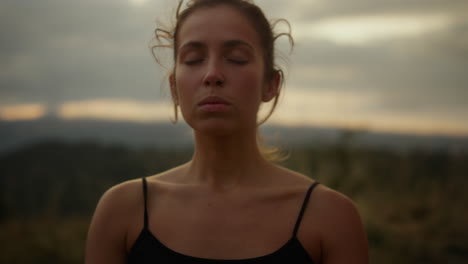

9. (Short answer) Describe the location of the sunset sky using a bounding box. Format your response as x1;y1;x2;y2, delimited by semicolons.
1;0;467;136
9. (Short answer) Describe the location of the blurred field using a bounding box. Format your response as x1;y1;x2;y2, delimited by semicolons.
0;138;467;263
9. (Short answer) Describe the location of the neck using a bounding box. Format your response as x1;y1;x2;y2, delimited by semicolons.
185;129;270;190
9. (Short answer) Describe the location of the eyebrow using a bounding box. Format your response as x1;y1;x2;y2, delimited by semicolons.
179;40;254;51
224;40;254;50
179;41;205;51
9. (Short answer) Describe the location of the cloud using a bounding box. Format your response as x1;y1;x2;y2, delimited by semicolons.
57;98;172;122
0;0;169;105
0;103;47;121
283;0;468;22
128;0;149;7
294;13;453;45
288;21;468;111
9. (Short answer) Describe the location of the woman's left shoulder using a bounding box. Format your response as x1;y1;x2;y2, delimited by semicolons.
310;185;359;216
271;165;363;222
274;165;357;212
301;183;369;263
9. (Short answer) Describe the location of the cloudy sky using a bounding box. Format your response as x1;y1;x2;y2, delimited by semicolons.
1;0;467;136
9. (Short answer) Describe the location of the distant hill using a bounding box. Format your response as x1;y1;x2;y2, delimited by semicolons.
1;117;467;155
0;117;194;155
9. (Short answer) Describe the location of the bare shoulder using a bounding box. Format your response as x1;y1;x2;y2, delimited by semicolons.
313;185;361;220
85;178;144;264
93;178;144;218
272;166;362;234
269;167;369;263
304;184;369;264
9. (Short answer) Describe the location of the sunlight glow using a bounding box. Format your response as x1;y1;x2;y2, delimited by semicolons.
266;89;376;127
57;99;172;122
0;103;46;121
295;13;452;45
128;0;148;7
267;89;468;136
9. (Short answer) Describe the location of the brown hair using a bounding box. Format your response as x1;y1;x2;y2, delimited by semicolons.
151;0;293;161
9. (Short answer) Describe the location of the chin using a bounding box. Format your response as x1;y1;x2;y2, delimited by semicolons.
191;119;239;137
182;112;256;137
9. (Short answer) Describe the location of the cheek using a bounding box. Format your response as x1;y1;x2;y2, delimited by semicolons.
174;68;198;100
236;69;264;102
173;67;203;123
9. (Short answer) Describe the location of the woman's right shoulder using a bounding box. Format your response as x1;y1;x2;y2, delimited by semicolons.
96;178;145;211
89;178;146;232
85;178;146;263
94;163;188;214
94;168;182;215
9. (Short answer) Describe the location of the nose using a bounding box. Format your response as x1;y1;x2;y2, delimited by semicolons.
203;59;225;87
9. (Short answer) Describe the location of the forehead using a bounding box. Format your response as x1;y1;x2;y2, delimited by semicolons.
177;5;261;51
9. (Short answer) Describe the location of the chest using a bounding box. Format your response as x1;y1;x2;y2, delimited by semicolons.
149;190;303;259
126;187;322;262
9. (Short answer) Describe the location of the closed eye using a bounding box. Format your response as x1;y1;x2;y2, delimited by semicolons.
226;57;248;65
184;59;204;65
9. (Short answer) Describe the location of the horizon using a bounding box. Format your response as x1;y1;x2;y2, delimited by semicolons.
2;115;468;140
1;105;468;138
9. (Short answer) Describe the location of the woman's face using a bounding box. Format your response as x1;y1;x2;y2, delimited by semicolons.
171;5;277;135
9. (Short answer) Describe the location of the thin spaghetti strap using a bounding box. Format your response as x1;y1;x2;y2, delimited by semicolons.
292;182;320;237
142;177;149;229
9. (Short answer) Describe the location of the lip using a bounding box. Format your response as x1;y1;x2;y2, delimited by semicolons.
198;96;230;106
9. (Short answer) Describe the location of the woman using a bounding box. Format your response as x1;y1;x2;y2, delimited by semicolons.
85;0;369;263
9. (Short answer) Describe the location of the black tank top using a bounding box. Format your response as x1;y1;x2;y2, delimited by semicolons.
127;177;320;264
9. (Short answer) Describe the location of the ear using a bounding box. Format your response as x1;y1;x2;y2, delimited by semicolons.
169;74;178;104
262;71;281;102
